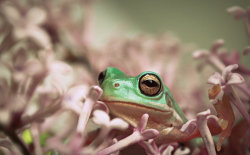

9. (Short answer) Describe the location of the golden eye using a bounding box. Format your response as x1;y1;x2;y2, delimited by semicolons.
139;74;162;96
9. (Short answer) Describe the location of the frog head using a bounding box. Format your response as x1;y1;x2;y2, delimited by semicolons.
98;67;187;131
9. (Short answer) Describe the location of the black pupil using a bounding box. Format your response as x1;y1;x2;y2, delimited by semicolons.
98;70;106;85
142;79;158;87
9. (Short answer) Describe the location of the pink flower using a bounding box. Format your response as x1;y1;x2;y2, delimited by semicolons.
37;50;73;96
139;139;179;155
2;5;51;49
227;6;250;40
227;6;250;20
193;39;226;71
243;46;250;55
97;114;159;155
62;84;89;114
207;64;250;126
82;110;128;154
208;64;244;89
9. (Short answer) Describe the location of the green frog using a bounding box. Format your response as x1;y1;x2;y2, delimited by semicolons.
98;67;220;144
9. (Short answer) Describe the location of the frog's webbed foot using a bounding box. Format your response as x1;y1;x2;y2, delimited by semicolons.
155;114;222;144
156;127;191;144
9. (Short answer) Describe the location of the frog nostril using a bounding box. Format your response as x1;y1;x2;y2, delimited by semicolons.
114;83;120;87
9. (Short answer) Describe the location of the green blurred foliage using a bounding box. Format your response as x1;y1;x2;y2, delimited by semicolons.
22;129;50;147
22;129;33;145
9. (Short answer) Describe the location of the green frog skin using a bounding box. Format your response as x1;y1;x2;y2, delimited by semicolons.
98;67;218;144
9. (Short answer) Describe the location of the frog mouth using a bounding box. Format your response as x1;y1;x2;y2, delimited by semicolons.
102;100;171;113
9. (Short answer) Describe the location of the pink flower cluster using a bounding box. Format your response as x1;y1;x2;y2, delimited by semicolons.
0;0;249;155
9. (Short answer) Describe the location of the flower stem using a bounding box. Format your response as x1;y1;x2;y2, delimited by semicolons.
97;131;141;155
76;99;94;134
208;55;225;72
76;86;102;134
197;110;216;155
230;86;250;125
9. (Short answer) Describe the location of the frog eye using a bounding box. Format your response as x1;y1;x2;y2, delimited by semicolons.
98;70;106;85
139;73;162;96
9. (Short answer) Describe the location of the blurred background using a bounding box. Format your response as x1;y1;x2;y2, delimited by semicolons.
94;0;249;61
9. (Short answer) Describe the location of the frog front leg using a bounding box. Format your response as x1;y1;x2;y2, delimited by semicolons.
155;114;222;145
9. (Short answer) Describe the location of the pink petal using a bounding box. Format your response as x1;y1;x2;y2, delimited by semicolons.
50;61;72;74
174;146;190;155
136;113;149;132
93;101;110;113
227;6;246;19
139;139;159;154
64;85;88;103
2;5;21;26
162;145;174;155
159;143;178;154
193;50;209;59
27;26;52;49
222;64;238;82
26;7;46;25
210;39;224;54
24;59;45;76
207;72;223;85
227;73;245;85
62;85;88;114
109;118;129;130
243;46;250;55
92;110;110;126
